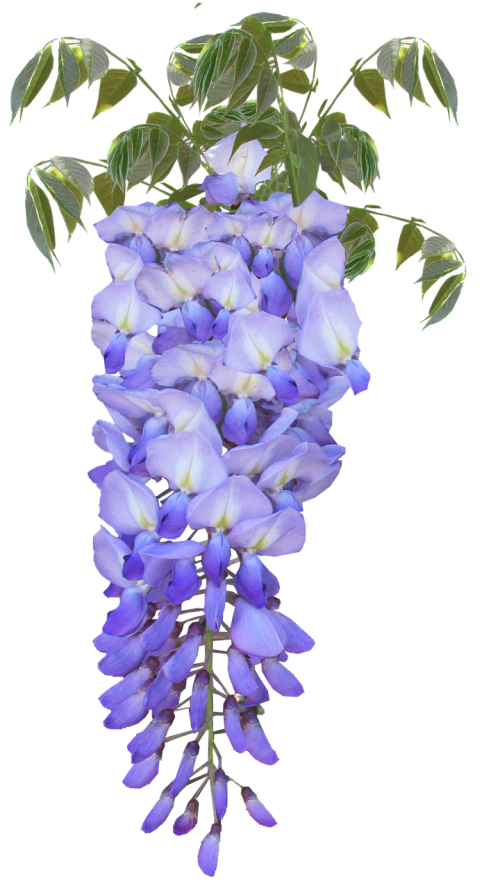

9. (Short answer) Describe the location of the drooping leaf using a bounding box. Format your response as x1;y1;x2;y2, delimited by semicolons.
339;221;376;279
233;35;258;91
166;183;204;202
416;258;463;283
178;143;201;186
347;206;379;232
422;45;459;120
401;40;419;103
214;32;236;81
46;45;87;105
79;38;109;86
423;276;464;328
92;69;137;118
255;67;278;119
11;51;41;122
176;85;195;106
239;16;273;56
149;144;179;187
396;223;424;269
26;177;56;267
58;40;80;105
287;41;317;70
149;126;170;178
274;27;305;57
226;66;261;113
36;169;85;227
174;52;197;73
288;132;319;204
179;35;214;54
354;69;390;117
48;167;84;239
192;41;220;106
146;112;185;140
50;156;94;201
19;45;53;116
93;172;125;215
377;39;401;86
167;60;192;87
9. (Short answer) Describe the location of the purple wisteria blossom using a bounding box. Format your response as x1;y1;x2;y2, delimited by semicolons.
90;133;369;877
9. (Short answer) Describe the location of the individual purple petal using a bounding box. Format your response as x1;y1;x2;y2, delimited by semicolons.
222;435;296;476
170;741;200;796
92;280;162;334
265;608;315;654
251;247;273;278
152;341;224;387
223;696;247;754
188;475;272;532
198;823;221;877
190;378;223;424
165;558;201;604
244;213;296;250
258;442;330;491
204;134;272;194
103;331;127;373
202;172;239;205
224;311;294;373
213;308;230;339
288;190;347;240
98;634;146;677
202;534;231;583
228;508;306;556
145;204;211;252
128;709;175;762
241;787;277;827
146;431;227;495
297;290;362;368
123;752;160;788
92;420;131;472
260;272;292;317
266;365;300;405
93;527;132;587
245;669;270;705
213;770;229;820
222;398;257;445
190;669;210;731
153;389;222;454
181;301;214;341
344;357;371;394
141;604;181;652
210;364;275;402
145;669;174;716
103;689;149;729
262;657;304;697
230;234;252;265
173;799;199;835
241;711;278;765
231;597;285;659
204;269;255;311
95;202;158;245
105;243;143;281
99;471;159;535
158;492;189;539
102;585;148;636
295;237;346;324
141;786;175;833
295;464;342;503
163;622;203;681
234;554;267;609
99;660;155;710
205;579;226;632
228;646;259;696
284;234;314;288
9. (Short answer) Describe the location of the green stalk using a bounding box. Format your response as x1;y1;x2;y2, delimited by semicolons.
361;208;465;263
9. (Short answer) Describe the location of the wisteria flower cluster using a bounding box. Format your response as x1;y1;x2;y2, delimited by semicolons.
90;132;369;876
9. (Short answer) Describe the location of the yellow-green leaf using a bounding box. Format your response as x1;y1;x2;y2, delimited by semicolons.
281;69;310;94
93;172;125;214
354;69;390;117
92;69;137;118
396;222;424;269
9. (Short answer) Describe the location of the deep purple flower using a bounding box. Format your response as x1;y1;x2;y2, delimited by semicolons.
173;799;199;835
190;669;210;731
241;787;277;827
213;769;229;820
223;696;247;754
241;710;279;765
170;741;200;797
142;784;175;833
198;822;221;876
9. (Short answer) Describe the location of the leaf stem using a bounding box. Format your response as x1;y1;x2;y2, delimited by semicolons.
271;47;300;206
359;207;465;263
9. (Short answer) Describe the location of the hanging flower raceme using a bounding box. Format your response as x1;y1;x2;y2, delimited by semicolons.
90;135;369;878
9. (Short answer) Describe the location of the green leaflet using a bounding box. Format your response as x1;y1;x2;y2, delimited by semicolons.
93;172;125;215
48;167;84;239
233;36;258;91
92;69;137;118
11;51;41;122
281;69;310;94
36;169;85;228
347;207;379;233
79;38;109;86
146;112;186;141
423;276;464;328
401;40;418;103
421;235;457;259
58;40;80;105
149;127;170;178
377;39;401;86
354;69;390;117
239;17;273;56
50;157;94;201
339;221;376;279
19;46;53;116
178;143;201;186
416;258;463;282
25;177;56;267
288;132;319;204
256;148;287;173
434;51;458;122
175;85;195;106
46;45;87;105
230;122;283;157
287;41;317;71
396;223;424;269
274;28;305;57
255;68;278;119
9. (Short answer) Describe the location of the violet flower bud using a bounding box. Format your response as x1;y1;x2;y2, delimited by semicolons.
141;784;175;833
251;247;273;278
223;696;247;754
158;492;189;539
165;558;201;604
123;752;160;788
170;740;200;796
228;646;259;696
181;300;214;341
202;534;230;584
128;708;175;762
190;668;210;731
262;657;304;697
222;398;257;445
163;621;204;683
260;272;292;317
241;710;279;765
241;787;277;827
266;364;300;405
213;769;229;820
173;798;199;836
197;822;221;876
204;579;226;632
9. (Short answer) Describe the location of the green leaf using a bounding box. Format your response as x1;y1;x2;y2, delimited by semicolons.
92;69;137;117
226;66;261;113
339;221;376;279
174;52;197;73
434;51;458;122
287;41;317;70
423;277;463;328
26;177;56;267
146;112;185;140
36;169;84;227
256;147;287;173
235;12;294;25
288;132;319;203
176;85;195;106
421;235;457;259
93;172;125;215
401;40;419;103
50;157;93;202
214;32;236;80
166;183;204;202
422;44;448;109
46;45;87;105
230;122;283;157
19;45;53;115
281;69;309;94
107;135;129;190
192;41;219;106
149;144;178;187
79;38;109;86
179;35;214;54
396;223;424;269
347;206;379;232
178;143;201;186
167;60;192;87
58;40;80;105
377;39;401;86
48;167;84;239
233;36;258;90
240;16;273;57
149;127;170;177
274;28;305;57
354;69;390;117
11;51;41;122
255;68;278;119
417;258;463;282
127;126;145;173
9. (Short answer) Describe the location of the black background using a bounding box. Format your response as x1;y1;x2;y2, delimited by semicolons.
9;13;470;876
